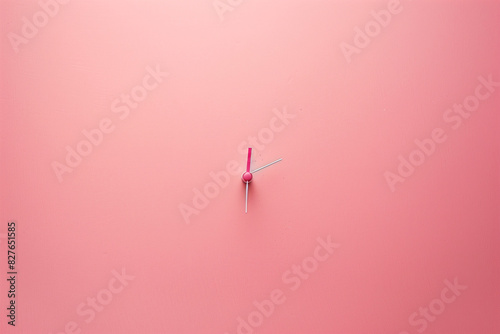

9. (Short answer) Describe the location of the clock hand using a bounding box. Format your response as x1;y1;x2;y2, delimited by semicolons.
246;147;252;173
251;158;282;174
242;148;253;213
245;182;249;213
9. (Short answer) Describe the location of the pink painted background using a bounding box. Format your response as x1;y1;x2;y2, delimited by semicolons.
1;0;499;333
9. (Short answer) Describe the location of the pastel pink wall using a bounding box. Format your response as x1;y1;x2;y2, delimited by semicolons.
1;0;499;333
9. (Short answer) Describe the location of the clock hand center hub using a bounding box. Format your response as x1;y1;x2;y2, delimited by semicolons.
241;172;253;183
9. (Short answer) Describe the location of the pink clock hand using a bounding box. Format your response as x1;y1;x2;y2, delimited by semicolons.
246;147;252;173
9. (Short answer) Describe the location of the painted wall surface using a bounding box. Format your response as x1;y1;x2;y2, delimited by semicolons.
1;1;499;333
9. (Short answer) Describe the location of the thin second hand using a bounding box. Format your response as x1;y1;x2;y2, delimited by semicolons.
251;158;282;174
245;182;249;213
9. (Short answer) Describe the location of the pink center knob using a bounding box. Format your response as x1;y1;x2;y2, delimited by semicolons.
241;172;253;183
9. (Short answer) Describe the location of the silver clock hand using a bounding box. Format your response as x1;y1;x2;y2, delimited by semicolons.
245;181;249;213
251;158;283;174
